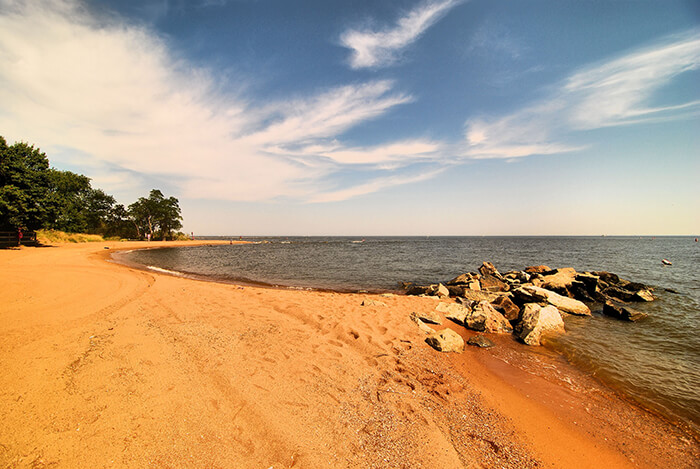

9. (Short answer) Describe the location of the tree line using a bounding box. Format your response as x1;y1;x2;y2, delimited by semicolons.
0;136;183;240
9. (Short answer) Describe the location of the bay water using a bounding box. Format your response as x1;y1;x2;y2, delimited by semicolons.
120;236;699;432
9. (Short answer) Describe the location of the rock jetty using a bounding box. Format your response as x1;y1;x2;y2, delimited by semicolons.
410;262;655;351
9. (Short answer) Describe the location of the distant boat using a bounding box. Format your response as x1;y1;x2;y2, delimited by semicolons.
351;239;365;244
662;259;672;265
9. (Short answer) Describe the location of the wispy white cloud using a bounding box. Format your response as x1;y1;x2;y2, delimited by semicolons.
309;168;445;203
464;30;700;159
0;0;436;203
340;0;462;69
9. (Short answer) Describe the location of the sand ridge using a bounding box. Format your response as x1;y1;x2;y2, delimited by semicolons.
0;242;697;468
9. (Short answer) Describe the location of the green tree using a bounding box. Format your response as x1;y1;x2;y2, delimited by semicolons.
0;137;50;231
128;189;182;240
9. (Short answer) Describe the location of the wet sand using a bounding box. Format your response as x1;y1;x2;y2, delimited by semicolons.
1;241;698;468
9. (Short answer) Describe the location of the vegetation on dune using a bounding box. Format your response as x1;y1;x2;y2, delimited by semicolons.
36;229;105;244
0;136;184;241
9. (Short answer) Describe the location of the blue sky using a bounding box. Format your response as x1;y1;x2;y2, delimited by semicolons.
1;0;698;235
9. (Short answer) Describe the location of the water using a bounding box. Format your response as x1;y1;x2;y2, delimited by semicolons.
120;236;699;431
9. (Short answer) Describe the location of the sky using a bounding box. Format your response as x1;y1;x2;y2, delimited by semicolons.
0;0;698;235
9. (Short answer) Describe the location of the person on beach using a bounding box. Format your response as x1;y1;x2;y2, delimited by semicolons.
17;229;23;246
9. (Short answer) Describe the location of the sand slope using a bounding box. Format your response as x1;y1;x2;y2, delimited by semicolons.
1;242;697;468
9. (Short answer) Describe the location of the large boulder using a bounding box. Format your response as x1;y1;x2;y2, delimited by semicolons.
512;286;549;304
541;268;578;295
464;301;513;334
425;329;464;353
526;286;592;316
437;302;470;325
479;274;509;292
518;304;565;346
490;295;521;321
602;286;635;302
575;272;600;292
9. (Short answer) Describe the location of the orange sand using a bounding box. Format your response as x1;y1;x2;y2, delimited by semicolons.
1;241;698;468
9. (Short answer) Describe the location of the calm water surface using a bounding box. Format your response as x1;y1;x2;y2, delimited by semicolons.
122;236;699;431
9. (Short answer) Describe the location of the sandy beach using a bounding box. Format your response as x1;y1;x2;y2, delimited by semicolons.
1;242;698;468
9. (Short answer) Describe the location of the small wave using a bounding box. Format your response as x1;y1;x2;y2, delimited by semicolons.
147;265;184;276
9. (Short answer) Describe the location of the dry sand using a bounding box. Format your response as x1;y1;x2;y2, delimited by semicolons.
1;241;698;468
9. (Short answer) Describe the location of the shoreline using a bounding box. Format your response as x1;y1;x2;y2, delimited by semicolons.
1;242;698;467
113;242;699;434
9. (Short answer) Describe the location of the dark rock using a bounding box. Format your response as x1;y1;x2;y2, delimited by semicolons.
593;271;620;285
603;286;635;302
664;288;679;294
490;295;520;321
467;335;495;348
569;281;596;303
575;273;600;292
624;282;652;293
603;301;648;322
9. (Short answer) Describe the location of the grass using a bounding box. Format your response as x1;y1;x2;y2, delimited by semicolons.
36;229;105;244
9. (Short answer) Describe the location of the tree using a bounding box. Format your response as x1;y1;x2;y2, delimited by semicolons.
0;137;51;231
128;189;182;240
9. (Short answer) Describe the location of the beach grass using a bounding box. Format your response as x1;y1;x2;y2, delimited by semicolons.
36;229;106;244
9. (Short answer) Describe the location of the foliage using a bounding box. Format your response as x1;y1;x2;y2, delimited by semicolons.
128;189;183;240
1;135;185;241
0;137;50;231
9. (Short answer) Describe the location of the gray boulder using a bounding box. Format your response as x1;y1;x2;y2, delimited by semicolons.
526;286;591;316
464;301;513;334
518;303;566;346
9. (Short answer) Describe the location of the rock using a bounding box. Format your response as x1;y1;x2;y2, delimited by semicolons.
447;272;478;285
413;310;442;325
425;329;464;353
624;282;652;293
603;286;635;302
448;286;498;302
633;289;655;302
467;280;481;291
464;301;513;334
405;285;430;296
593;271;620;285
467;335;495;348
575;272;600;292
603;301;648;322
435;283;450;298
361;299;387;307
512;286;548;304
437;302;470;325
490;296;520;321
541;268;578;295
479;261;503;280
664;288;679;294
479;274;509;292
527;286;592;316
525;265;551;274
518;304;565;346
410;312;437;334
568;280;595;302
